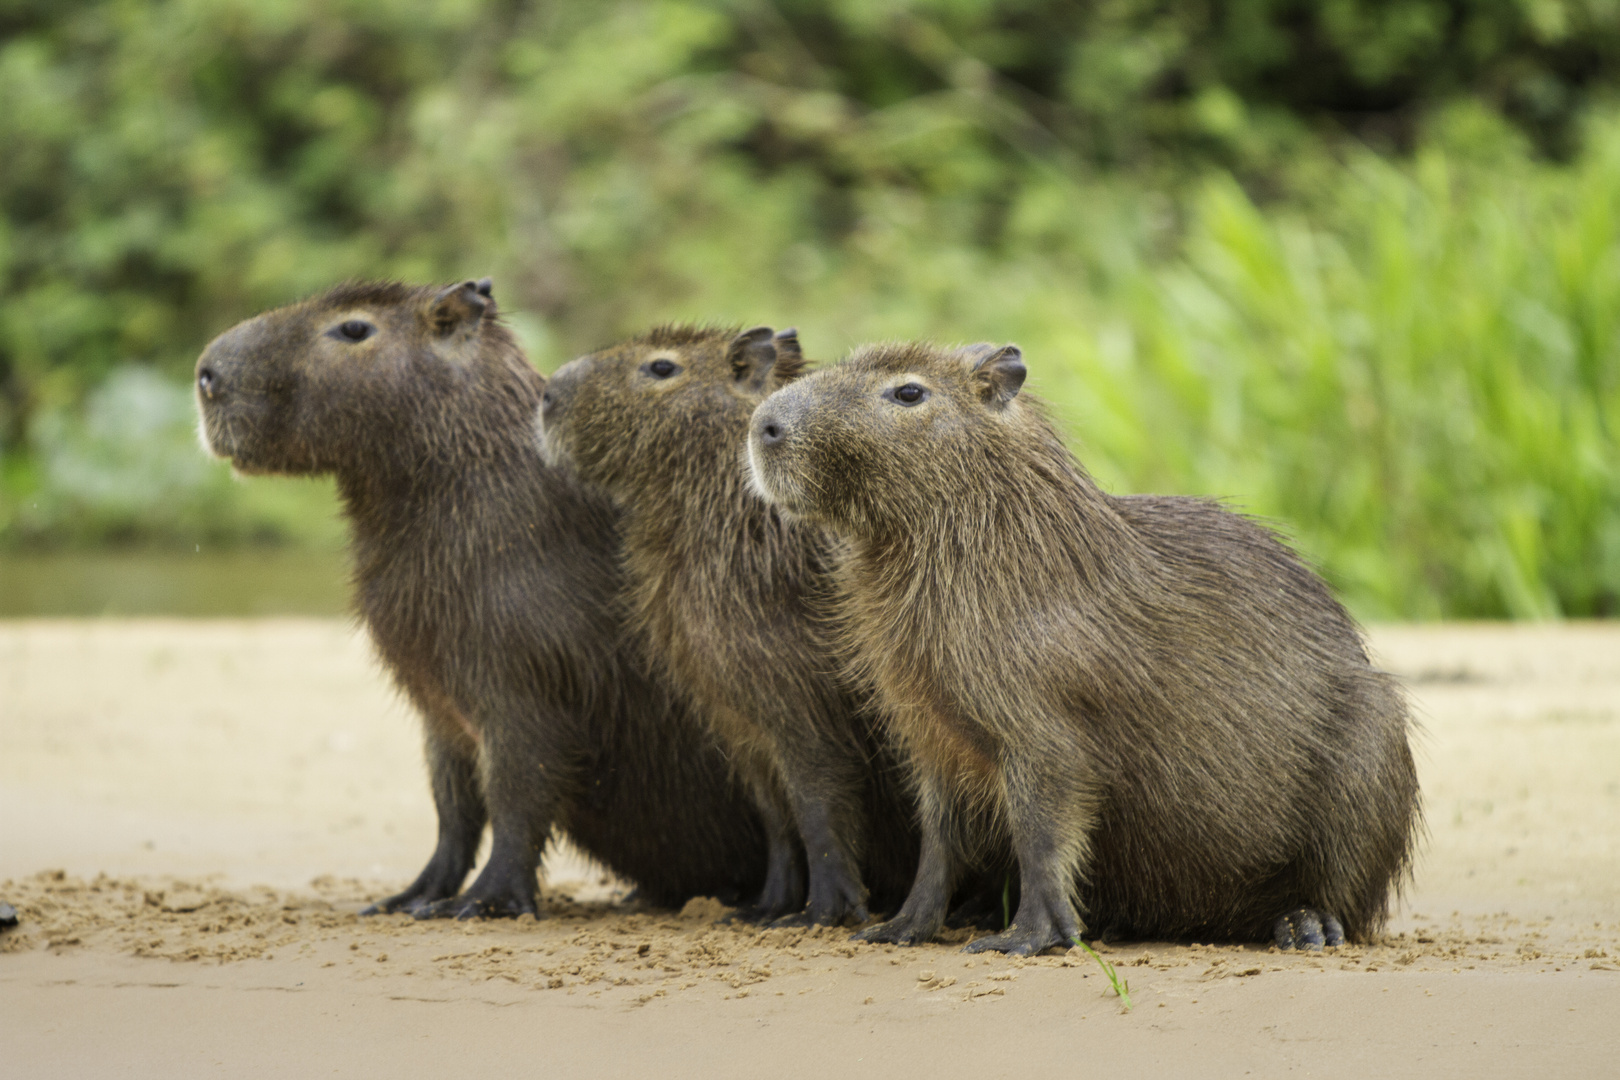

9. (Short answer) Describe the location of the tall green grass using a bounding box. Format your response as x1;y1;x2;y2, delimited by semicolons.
709;112;1620;621
7;110;1620;620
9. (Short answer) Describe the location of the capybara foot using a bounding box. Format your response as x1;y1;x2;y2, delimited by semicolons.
724;896;798;925
362;884;455;917
414;889;539;921
413;864;539;921
772;872;869;928
963;896;1080;956
851;910;942;947
962;925;1071;957
1273;907;1345;950
771;899;870;929
726;859;805;924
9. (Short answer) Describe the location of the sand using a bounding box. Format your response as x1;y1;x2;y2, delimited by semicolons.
1;618;1617;1077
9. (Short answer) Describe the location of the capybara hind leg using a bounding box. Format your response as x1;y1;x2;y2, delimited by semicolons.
729;793;805;923
364;735;485;916
1273;907;1345;950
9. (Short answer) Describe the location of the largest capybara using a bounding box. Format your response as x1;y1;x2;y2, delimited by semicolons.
746;340;1421;955
539;324;917;925
194;279;766;917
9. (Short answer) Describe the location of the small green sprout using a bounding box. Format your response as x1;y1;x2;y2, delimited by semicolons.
1072;937;1132;1010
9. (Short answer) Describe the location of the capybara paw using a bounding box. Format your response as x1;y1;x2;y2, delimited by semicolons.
772;900;869;929
851;913;940;947
1273;907;1345;950
413;891;538;921
361;892;436;917
723;900;792;925
961;924;1068;957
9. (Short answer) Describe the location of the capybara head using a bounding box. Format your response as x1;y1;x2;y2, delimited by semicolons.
538;323;803;499
195;278;527;475
746;340;1030;532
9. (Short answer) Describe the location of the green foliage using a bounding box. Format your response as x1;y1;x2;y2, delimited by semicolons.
4;0;1620;618
1071;938;1132;1010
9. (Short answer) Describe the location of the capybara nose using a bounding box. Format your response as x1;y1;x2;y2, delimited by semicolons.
758;415;785;447
197;366;220;399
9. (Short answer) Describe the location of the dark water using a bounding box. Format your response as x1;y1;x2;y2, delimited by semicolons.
0;549;351;617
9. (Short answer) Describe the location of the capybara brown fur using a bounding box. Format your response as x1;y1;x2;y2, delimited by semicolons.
746;340;1421;954
194;280;766;917
538;325;917;924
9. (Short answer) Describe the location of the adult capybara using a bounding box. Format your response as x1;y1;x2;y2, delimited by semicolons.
746;340;1421;954
194;279;766;917
538;325;916;924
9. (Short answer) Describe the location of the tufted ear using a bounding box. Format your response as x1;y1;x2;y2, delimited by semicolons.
728;325;784;393
427;280;491;338
969;344;1026;407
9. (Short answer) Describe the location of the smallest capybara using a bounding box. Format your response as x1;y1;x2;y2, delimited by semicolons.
539;325;917;925
746;340;1421;955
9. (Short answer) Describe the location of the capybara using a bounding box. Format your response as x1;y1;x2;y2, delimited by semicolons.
538;325;916;924
746;340;1421;954
194;280;766;917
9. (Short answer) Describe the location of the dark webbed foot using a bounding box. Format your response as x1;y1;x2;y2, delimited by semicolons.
771;866;869;928
361;861;471;916
851;909;941;947
1273;907;1345;951
413;860;540;921
726;844;805;924
962;890;1080;957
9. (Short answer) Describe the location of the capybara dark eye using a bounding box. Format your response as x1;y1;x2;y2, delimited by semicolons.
646;358;678;378
889;383;928;406
337;320;374;342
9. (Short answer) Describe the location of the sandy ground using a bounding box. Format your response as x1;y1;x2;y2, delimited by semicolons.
1;618;1617;1078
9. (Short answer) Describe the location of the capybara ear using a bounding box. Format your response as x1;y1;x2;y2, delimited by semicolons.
970;345;1026;407
728;325;781;392
772;327;802;363
427;280;491;337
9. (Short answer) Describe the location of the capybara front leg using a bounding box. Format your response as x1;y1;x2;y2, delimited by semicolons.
853;778;953;946
774;794;869;928
364;734;485;916
964;751;1090;956
415;712;562;920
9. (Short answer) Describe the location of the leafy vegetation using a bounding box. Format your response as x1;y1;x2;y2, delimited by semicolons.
4;0;1620;617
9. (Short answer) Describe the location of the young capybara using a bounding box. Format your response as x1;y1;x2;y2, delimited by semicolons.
194;280;766;917
538;325;917;924
746;340;1421;955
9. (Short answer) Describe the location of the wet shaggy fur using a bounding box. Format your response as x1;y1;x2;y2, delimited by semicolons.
747;340;1421;954
538;325;917;924
194;280;766;917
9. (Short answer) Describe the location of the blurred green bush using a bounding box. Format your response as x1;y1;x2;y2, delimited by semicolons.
4;0;1620;618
